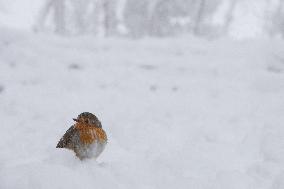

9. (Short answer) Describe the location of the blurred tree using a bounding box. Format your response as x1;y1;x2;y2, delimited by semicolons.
123;0;150;37
265;0;284;38
71;0;90;34
193;0;206;35
33;0;284;39
35;0;66;34
148;0;172;36
35;0;118;36
223;0;238;34
103;0;117;37
273;0;284;37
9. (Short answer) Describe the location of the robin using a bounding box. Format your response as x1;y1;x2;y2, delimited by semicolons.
56;112;107;160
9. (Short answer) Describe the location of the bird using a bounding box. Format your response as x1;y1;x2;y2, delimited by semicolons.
56;112;107;160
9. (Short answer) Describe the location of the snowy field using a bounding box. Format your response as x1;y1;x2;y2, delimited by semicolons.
0;28;284;189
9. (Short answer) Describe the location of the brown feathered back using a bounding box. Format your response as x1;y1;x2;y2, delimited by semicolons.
56;126;77;149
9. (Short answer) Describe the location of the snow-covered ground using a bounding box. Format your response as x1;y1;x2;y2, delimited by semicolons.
0;28;284;189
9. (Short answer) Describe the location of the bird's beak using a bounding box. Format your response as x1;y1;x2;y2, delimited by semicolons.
73;118;79;122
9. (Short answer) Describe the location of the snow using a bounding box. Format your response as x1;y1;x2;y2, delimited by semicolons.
0;28;284;189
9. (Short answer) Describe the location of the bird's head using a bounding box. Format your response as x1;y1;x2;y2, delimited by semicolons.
73;112;102;128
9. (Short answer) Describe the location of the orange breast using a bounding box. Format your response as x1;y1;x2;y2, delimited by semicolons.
75;123;107;145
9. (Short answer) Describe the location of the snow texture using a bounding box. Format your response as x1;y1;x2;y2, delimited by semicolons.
0;28;284;189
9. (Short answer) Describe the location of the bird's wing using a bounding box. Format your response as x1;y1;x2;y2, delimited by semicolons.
56;125;77;149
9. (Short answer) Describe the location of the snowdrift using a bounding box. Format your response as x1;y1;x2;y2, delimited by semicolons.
0;28;284;189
